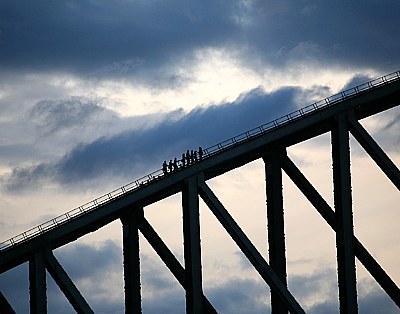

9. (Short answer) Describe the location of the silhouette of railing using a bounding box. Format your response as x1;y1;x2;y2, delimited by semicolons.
1;70;399;251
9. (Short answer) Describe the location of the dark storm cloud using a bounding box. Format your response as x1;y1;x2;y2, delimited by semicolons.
0;0;238;78
237;1;400;72
2;85;303;191
1;1;399;83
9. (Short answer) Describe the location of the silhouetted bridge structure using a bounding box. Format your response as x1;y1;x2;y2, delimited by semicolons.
1;71;400;313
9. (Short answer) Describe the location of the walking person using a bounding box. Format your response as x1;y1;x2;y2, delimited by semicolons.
186;150;191;165
162;160;168;175
198;147;203;160
181;153;186;167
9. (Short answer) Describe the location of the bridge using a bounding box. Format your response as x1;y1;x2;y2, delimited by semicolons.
1;71;400;313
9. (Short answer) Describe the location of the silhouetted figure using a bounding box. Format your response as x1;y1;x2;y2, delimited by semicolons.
186;150;191;165
162;160;168;175
198;147;203;160
181;153;186;167
168;160;173;172
173;158;178;171
190;150;194;163
194;151;198;162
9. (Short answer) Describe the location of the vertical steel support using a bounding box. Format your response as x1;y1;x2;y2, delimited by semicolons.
121;208;143;314
182;176;203;314
29;249;47;314
264;151;288;314
138;217;218;313
332;113;358;313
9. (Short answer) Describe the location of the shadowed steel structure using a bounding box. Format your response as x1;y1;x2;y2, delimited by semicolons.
1;71;400;313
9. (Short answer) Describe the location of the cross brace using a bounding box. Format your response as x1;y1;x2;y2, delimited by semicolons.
198;180;305;314
348;115;400;189
0;291;15;314
281;155;400;308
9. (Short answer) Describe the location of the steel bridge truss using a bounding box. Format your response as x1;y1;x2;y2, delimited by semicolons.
1;73;400;313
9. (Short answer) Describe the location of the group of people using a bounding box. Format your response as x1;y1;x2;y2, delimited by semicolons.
162;147;204;175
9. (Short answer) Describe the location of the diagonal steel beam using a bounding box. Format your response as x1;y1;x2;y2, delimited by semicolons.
198;180;305;314
44;249;93;314
281;155;400;308
138;216;218;314
0;291;15;314
348;116;400;189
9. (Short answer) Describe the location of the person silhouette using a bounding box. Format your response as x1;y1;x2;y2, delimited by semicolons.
198;147;203;160
162;160;168;174
181;153;186;167
186;150;191;165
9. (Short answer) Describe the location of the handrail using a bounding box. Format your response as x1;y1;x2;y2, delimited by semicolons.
1;70;399;251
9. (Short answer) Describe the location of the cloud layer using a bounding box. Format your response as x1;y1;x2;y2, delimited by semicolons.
2;76;397;194
1;240;398;313
1;0;399;84
2;85;307;191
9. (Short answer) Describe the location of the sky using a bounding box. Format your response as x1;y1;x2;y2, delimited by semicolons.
0;0;399;313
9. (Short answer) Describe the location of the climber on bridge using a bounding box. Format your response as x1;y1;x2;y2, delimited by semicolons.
198;146;203;160
162;160;168;175
181;153;186;167
186;150;191;165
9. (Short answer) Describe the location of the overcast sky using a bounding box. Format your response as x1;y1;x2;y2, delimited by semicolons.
0;1;399;313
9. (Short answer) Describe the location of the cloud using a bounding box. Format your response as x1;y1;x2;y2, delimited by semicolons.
1;1;399;86
0;0;239;81
30;96;107;136
5;75;397;194
1;85;303;192
288;268;339;311
206;277;270;313
0;91;181;173
2;74;397;194
237;1;400;72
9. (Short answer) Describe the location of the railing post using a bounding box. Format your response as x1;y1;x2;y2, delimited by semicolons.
182;175;203;314
29;248;47;314
263;150;288;314
332;113;358;313
121;208;143;314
